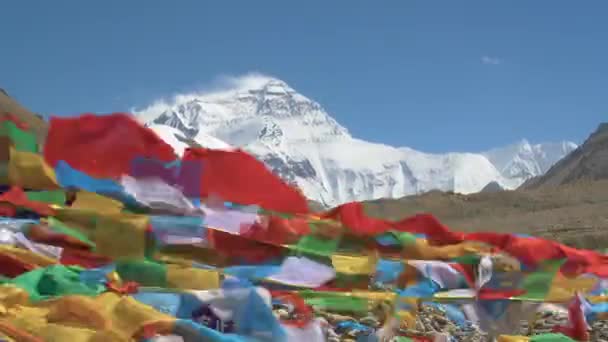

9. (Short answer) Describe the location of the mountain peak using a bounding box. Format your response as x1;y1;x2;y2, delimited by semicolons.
136;74;351;147
250;78;294;94
205;74;300;101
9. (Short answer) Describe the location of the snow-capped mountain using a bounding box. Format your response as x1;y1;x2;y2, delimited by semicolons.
134;74;577;206
483;139;578;185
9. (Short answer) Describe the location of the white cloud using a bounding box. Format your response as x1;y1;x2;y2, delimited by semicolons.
481;55;502;65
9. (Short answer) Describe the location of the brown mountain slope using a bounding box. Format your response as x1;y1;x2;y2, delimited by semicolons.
521;123;608;189
0;88;48;144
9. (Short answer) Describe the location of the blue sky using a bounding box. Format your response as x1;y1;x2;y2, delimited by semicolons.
1;1;606;152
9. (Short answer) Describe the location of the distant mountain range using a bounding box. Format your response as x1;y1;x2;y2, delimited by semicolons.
134;74;577;206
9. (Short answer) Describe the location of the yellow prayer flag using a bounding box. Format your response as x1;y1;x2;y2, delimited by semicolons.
7;147;59;190
545;273;598;302
166;264;220;290
0;245;57;267
94;213;149;260
331;253;376;275
52;207;97;236
71;191;124;214
1;293;174;341
403;238;492;260
351;290;397;302
0;285;29;308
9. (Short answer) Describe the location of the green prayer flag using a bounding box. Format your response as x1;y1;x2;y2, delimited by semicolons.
530;333;576;342
115;260;167;287
0;121;37;153
393;337;414;342
299;291;370;313
291;234;340;258
1;265;105;302
26;190;66;205
393;231;418;246
513;259;565;301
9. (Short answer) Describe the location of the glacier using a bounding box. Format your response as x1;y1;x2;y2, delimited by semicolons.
134;74;577;207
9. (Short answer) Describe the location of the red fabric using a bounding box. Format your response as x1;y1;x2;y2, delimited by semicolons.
0;203;17;217
208;230;284;263
464;232;608;276
0;252;36;277
270;291;314;328
316;202;608;277
320;202;465;244
477;288;526;300
413;338;434;342
0;187;55;217
552;294;590;341
183;148;309;214
241;215;311;246
465;232;565;268
43;113;176;178
208;215;311;263
59;248;112;268
319;202;392;235
106;281;140;295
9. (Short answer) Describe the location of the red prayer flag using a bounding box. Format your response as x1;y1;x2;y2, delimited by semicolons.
183;147;309;214
59;248;113;268
0;252;36;277
0;187;55;217
43;113;176;178
552;294;590;341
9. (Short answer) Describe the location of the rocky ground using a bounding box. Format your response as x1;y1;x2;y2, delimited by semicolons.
274;302;608;341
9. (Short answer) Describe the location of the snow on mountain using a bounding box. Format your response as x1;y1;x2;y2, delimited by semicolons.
148;123;232;156
135;74;577;206
483;139;578;184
